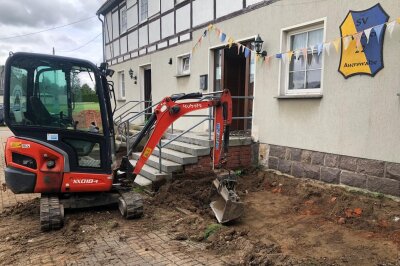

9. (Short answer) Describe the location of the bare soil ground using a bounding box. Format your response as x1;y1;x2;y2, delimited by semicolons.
1;169;400;265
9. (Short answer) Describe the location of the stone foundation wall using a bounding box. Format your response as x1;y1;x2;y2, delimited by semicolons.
266;144;400;197
185;145;253;174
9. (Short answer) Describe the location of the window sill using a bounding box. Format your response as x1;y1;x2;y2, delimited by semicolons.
175;73;190;78
275;94;323;100
117;98;126;102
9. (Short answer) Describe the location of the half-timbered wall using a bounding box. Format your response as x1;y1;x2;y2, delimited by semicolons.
102;0;265;65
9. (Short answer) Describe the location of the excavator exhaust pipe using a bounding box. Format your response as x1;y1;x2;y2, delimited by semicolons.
210;173;244;224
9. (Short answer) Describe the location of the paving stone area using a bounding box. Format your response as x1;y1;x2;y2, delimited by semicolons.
0;128;225;265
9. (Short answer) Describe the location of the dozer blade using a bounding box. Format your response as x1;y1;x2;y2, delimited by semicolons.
210;178;244;223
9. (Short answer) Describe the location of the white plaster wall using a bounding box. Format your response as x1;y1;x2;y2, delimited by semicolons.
161;0;174;13
112;11;119;39
149;19;160;43
112;40;120;57
108;0;400;163
139;26;148;47
128;30;138;51
193;0;214;27
176;4;191;33
105;12;112;43
148;0;160;18
216;0;242;18
161;13;175;39
127;5;138;29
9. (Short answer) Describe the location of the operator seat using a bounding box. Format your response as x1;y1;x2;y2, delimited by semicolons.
29;96;53;125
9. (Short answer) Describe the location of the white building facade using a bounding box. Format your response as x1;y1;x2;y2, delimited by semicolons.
97;0;400;196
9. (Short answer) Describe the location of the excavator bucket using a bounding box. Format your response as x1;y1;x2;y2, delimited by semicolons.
210;176;244;224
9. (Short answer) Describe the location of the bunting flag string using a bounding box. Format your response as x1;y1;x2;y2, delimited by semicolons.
191;17;400;66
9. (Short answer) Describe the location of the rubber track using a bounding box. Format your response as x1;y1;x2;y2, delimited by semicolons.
40;196;64;231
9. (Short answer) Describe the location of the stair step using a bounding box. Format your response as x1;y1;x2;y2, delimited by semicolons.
152;147;198;165
165;133;213;147
134;174;153;187
160;140;210;156
130;159;171;181
131;153;182;173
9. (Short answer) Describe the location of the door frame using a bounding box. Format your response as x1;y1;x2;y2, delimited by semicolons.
208;36;257;132
139;63;152;123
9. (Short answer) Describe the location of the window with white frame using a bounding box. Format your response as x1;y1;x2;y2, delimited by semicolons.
120;5;127;33
118;71;126;100
177;54;191;75
140;0;148;22
283;22;324;95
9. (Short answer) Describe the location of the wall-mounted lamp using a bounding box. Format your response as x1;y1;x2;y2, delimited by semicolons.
253;34;267;57
129;68;137;84
168;58;173;65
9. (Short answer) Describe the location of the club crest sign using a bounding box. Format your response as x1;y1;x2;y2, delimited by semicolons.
339;4;389;78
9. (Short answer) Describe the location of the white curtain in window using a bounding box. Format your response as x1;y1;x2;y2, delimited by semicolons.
308;29;323;47
291;32;307;51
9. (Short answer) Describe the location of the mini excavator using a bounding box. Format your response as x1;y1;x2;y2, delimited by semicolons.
3;52;244;231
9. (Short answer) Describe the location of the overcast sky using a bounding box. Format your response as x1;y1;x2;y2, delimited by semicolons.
0;0;105;66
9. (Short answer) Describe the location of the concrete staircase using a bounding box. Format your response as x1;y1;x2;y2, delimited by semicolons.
128;132;212;187
128;131;253;188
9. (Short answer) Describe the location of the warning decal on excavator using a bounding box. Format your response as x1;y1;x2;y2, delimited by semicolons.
10;142;22;148
143;147;153;158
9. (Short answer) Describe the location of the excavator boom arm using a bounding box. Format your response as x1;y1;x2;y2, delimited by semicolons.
124;90;232;178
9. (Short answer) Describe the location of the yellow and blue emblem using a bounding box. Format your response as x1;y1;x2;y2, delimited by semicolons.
339;4;389;78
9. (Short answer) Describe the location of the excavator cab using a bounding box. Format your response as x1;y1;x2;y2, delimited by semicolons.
4;53;115;195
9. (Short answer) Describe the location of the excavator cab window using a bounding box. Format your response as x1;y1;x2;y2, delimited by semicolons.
8;59;103;134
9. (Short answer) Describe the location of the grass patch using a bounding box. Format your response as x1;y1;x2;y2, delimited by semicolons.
204;223;223;239
132;186;145;193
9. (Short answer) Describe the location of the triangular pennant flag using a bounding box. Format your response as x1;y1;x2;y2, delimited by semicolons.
309;45;315;55
302;48;308;59
364;28;372;43
207;24;213;31
294;50;301;60
373;24;384;43
220;33;226;42
317;43;323;56
202;30;207;37
324;42;331;56
244;48;250;58
397;17;400;24
354;32;362;49
332;38;340;53
215;28;221;37
237;44;242;55
387;20;396;37
275;53;282;59
265;56;271;65
287;51;294;62
343;36;351;50
281;53;287;64
228;37;234;48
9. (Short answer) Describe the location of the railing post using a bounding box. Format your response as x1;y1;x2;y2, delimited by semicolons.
208;107;212;141
158;140;162;173
171;123;174;134
126;120;130;156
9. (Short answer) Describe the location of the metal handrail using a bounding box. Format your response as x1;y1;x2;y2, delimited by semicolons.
116;94;254;175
